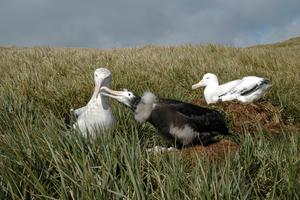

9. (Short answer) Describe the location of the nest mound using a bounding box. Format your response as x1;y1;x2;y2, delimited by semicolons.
192;99;293;134
178;139;238;161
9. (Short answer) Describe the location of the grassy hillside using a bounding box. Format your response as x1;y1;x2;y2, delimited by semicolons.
0;37;299;199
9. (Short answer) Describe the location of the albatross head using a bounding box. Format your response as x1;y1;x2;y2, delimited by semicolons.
92;68;112;99
94;68;112;87
192;73;219;89
100;87;141;110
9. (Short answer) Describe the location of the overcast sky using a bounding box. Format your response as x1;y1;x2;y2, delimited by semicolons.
0;0;300;48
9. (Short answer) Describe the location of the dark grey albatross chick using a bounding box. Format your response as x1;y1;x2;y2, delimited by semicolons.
101;87;229;148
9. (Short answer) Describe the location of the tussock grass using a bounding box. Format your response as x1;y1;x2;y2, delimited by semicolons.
0;37;299;199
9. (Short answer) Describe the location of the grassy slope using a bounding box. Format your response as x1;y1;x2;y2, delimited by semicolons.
0;37;299;199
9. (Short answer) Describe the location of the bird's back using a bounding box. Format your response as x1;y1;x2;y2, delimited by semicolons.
218;79;241;94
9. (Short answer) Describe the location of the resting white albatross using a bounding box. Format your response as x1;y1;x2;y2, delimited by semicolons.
71;68;115;137
192;73;272;104
101;87;229;147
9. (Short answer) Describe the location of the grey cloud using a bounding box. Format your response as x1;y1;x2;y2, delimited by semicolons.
262;16;300;44
0;0;300;48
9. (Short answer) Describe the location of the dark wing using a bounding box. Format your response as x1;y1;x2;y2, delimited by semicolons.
153;101;229;135
158;97;184;105
240;79;270;96
149;102;229;146
229;77;270;96
172;103;229;134
166;101;219;117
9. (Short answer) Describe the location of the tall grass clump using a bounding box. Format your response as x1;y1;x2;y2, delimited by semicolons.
0;37;299;199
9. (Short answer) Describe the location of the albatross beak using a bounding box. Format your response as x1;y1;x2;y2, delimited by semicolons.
192;80;204;90
95;79;104;98
101;86;124;97
100;87;140;109
100;87;132;107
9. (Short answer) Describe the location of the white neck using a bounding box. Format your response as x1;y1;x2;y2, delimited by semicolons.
88;94;111;109
204;82;220;104
88;84;111;110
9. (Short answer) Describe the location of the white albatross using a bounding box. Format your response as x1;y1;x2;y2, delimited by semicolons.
192;73;272;104
71;68;115;137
